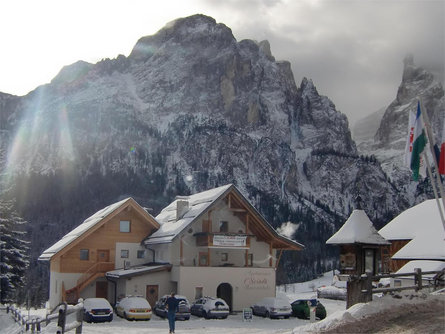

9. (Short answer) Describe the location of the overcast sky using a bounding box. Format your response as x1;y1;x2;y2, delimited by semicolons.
1;0;443;125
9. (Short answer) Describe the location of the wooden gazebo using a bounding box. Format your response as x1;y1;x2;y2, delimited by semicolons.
327;209;390;276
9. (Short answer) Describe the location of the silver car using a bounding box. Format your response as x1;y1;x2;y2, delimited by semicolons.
251;297;292;319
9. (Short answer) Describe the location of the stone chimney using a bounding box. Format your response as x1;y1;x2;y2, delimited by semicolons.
176;199;189;221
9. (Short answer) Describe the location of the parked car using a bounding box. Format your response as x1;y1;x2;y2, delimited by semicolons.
251;297;292;319
291;299;327;320
83;298;113;323
153;295;191;320
316;284;347;300
115;296;152;320
191;297;230;319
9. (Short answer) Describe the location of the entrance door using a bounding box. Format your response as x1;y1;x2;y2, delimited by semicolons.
97;249;110;262
96;281;108;298
217;283;233;312
146;285;159;308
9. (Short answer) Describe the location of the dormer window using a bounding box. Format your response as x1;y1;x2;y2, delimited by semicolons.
219;221;228;233
120;220;130;233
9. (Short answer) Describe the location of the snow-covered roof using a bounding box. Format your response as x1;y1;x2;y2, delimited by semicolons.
395;260;445;277
326;210;389;245
379;198;445;261
39;198;157;261
392;230;445;260
105;264;171;278
379;198;445;241
144;184;303;250
145;184;232;245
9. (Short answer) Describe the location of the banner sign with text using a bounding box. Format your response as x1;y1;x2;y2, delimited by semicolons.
213;235;247;247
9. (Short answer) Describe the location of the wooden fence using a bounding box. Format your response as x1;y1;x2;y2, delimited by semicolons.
347;268;444;308
6;300;84;334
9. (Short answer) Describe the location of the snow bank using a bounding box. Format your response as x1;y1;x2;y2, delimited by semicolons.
294;292;444;333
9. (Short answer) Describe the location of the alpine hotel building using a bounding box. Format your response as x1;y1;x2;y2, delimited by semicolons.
39;184;304;311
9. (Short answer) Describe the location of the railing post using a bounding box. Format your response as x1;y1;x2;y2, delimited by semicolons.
365;273;373;303
57;303;67;334
76;298;84;334
415;268;422;291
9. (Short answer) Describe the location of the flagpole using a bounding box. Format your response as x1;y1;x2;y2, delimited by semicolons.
419;99;445;209
422;151;445;231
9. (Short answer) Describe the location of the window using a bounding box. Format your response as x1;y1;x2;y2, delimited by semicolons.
199;252;208;266
364;249;375;274
120;220;130;233
219;221;228;233
121;249;129;258
221;253;228;262
247;253;253;267
80;249;89;261
137;250;145;259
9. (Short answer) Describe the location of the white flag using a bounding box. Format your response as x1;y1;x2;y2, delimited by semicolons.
404;111;416;167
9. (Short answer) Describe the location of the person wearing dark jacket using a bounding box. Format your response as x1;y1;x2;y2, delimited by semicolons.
166;292;179;333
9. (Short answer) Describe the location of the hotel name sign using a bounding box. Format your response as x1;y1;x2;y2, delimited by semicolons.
243;270;272;290
213;235;247;247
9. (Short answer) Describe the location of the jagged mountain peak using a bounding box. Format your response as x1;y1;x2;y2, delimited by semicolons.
397;54;438;105
51;60;93;85
129;14;234;62
299;77;319;96
357;56;444;195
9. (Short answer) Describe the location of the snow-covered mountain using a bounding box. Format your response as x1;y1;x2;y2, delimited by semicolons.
356;55;444;196
1;15;408;286
352;107;386;148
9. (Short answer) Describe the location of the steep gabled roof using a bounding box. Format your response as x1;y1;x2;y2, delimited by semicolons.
39;197;159;261
379;198;445;261
326;210;389;245
144;184;303;250
392;230;445;260
379;198;444;240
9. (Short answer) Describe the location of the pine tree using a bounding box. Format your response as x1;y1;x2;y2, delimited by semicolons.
0;198;30;304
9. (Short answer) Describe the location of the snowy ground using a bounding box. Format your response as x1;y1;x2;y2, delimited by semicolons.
1;271;443;334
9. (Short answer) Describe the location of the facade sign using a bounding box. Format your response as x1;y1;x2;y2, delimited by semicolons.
213;235;247;247
243;270;272;290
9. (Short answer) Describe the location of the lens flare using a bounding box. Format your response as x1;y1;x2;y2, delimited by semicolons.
2;88;75;185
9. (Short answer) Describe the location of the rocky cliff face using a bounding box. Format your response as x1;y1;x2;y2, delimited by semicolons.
356;55;444;196
1;15;406;286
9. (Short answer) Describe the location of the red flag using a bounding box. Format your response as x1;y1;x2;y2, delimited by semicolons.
439;142;445;175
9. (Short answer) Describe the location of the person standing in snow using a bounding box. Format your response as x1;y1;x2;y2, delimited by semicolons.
166;292;179;334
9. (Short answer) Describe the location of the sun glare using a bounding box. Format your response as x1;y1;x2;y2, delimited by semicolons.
4;89;75;180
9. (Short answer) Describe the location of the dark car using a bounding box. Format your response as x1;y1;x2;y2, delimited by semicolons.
190;297;229;319
291;299;326;320
83;298;113;323
153;295;191;320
